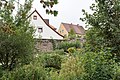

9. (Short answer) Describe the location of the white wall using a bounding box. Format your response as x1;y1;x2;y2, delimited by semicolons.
29;12;63;40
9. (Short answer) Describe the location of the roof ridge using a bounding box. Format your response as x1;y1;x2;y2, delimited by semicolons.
62;22;82;27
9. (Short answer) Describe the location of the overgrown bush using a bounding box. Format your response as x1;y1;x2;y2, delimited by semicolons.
115;66;120;80
39;54;62;70
1;64;47;80
0;0;34;70
81;50;118;80
1;49;119;80
59;56;85;80
55;48;119;80
53;49;65;55
42;49;65;55
0;66;3;78
56;40;81;52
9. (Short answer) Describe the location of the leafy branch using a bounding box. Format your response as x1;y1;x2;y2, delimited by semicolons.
40;0;58;16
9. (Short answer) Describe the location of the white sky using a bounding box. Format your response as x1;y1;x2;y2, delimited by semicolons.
31;0;95;30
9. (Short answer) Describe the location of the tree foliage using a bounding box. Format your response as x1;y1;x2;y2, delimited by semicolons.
81;0;120;60
68;28;76;39
40;0;58;16
0;0;34;70
1;64;47;80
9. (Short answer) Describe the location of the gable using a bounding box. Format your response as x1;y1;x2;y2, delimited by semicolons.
58;24;68;36
28;10;63;40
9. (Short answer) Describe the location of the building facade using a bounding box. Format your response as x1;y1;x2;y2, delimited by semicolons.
58;23;85;38
28;9;63;40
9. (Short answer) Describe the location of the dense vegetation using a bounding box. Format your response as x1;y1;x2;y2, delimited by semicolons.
81;0;120;60
0;0;120;80
0;0;34;71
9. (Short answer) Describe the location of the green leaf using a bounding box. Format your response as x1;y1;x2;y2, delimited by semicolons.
53;10;58;16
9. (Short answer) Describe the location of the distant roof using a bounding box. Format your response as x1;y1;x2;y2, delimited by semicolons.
62;23;85;35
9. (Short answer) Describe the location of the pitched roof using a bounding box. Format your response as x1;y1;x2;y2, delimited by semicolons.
49;25;57;30
62;23;85;35
27;9;64;38
44;19;57;30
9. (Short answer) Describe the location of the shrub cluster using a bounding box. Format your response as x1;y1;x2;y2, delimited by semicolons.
49;49;120;80
56;40;81;52
37;54;62;70
0;48;120;80
1;64;47;80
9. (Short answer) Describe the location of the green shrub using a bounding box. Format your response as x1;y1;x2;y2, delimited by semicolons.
40;54;62;70
56;40;81;52
42;49;65;55
115;66;120;80
59;56;85;80
49;71;60;80
1;64;47;80
81;51;118;80
53;49;65;55
58;48;119;80
0;66;3;78
0;0;34;71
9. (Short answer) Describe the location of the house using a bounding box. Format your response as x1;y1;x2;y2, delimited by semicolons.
58;23;85;38
27;9;63;52
28;9;63;40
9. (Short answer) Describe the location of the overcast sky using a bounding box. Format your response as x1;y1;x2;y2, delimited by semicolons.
31;0;95;30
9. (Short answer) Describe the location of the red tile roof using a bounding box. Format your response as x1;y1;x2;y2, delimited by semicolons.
62;23;85;35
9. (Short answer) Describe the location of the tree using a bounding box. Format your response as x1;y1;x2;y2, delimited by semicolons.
40;0;58;16
0;0;34;70
68;28;76;39
81;0;120;60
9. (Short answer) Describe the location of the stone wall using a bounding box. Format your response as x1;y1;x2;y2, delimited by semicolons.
34;38;84;52
35;39;54;52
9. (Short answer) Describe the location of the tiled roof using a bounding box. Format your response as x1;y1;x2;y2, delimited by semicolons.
44;19;57;30
49;25;57;30
62;23;85;35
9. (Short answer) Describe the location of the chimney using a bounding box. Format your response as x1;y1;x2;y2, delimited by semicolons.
44;19;49;25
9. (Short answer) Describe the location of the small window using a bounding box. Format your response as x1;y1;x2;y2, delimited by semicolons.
33;15;37;20
62;30;64;32
38;27;43;33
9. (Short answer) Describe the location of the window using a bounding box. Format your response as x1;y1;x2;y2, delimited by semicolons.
33;15;37;20
62;30;64;32
38;27;43;33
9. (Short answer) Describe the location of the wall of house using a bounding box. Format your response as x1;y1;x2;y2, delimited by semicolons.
58;24;68;37
30;12;63;40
